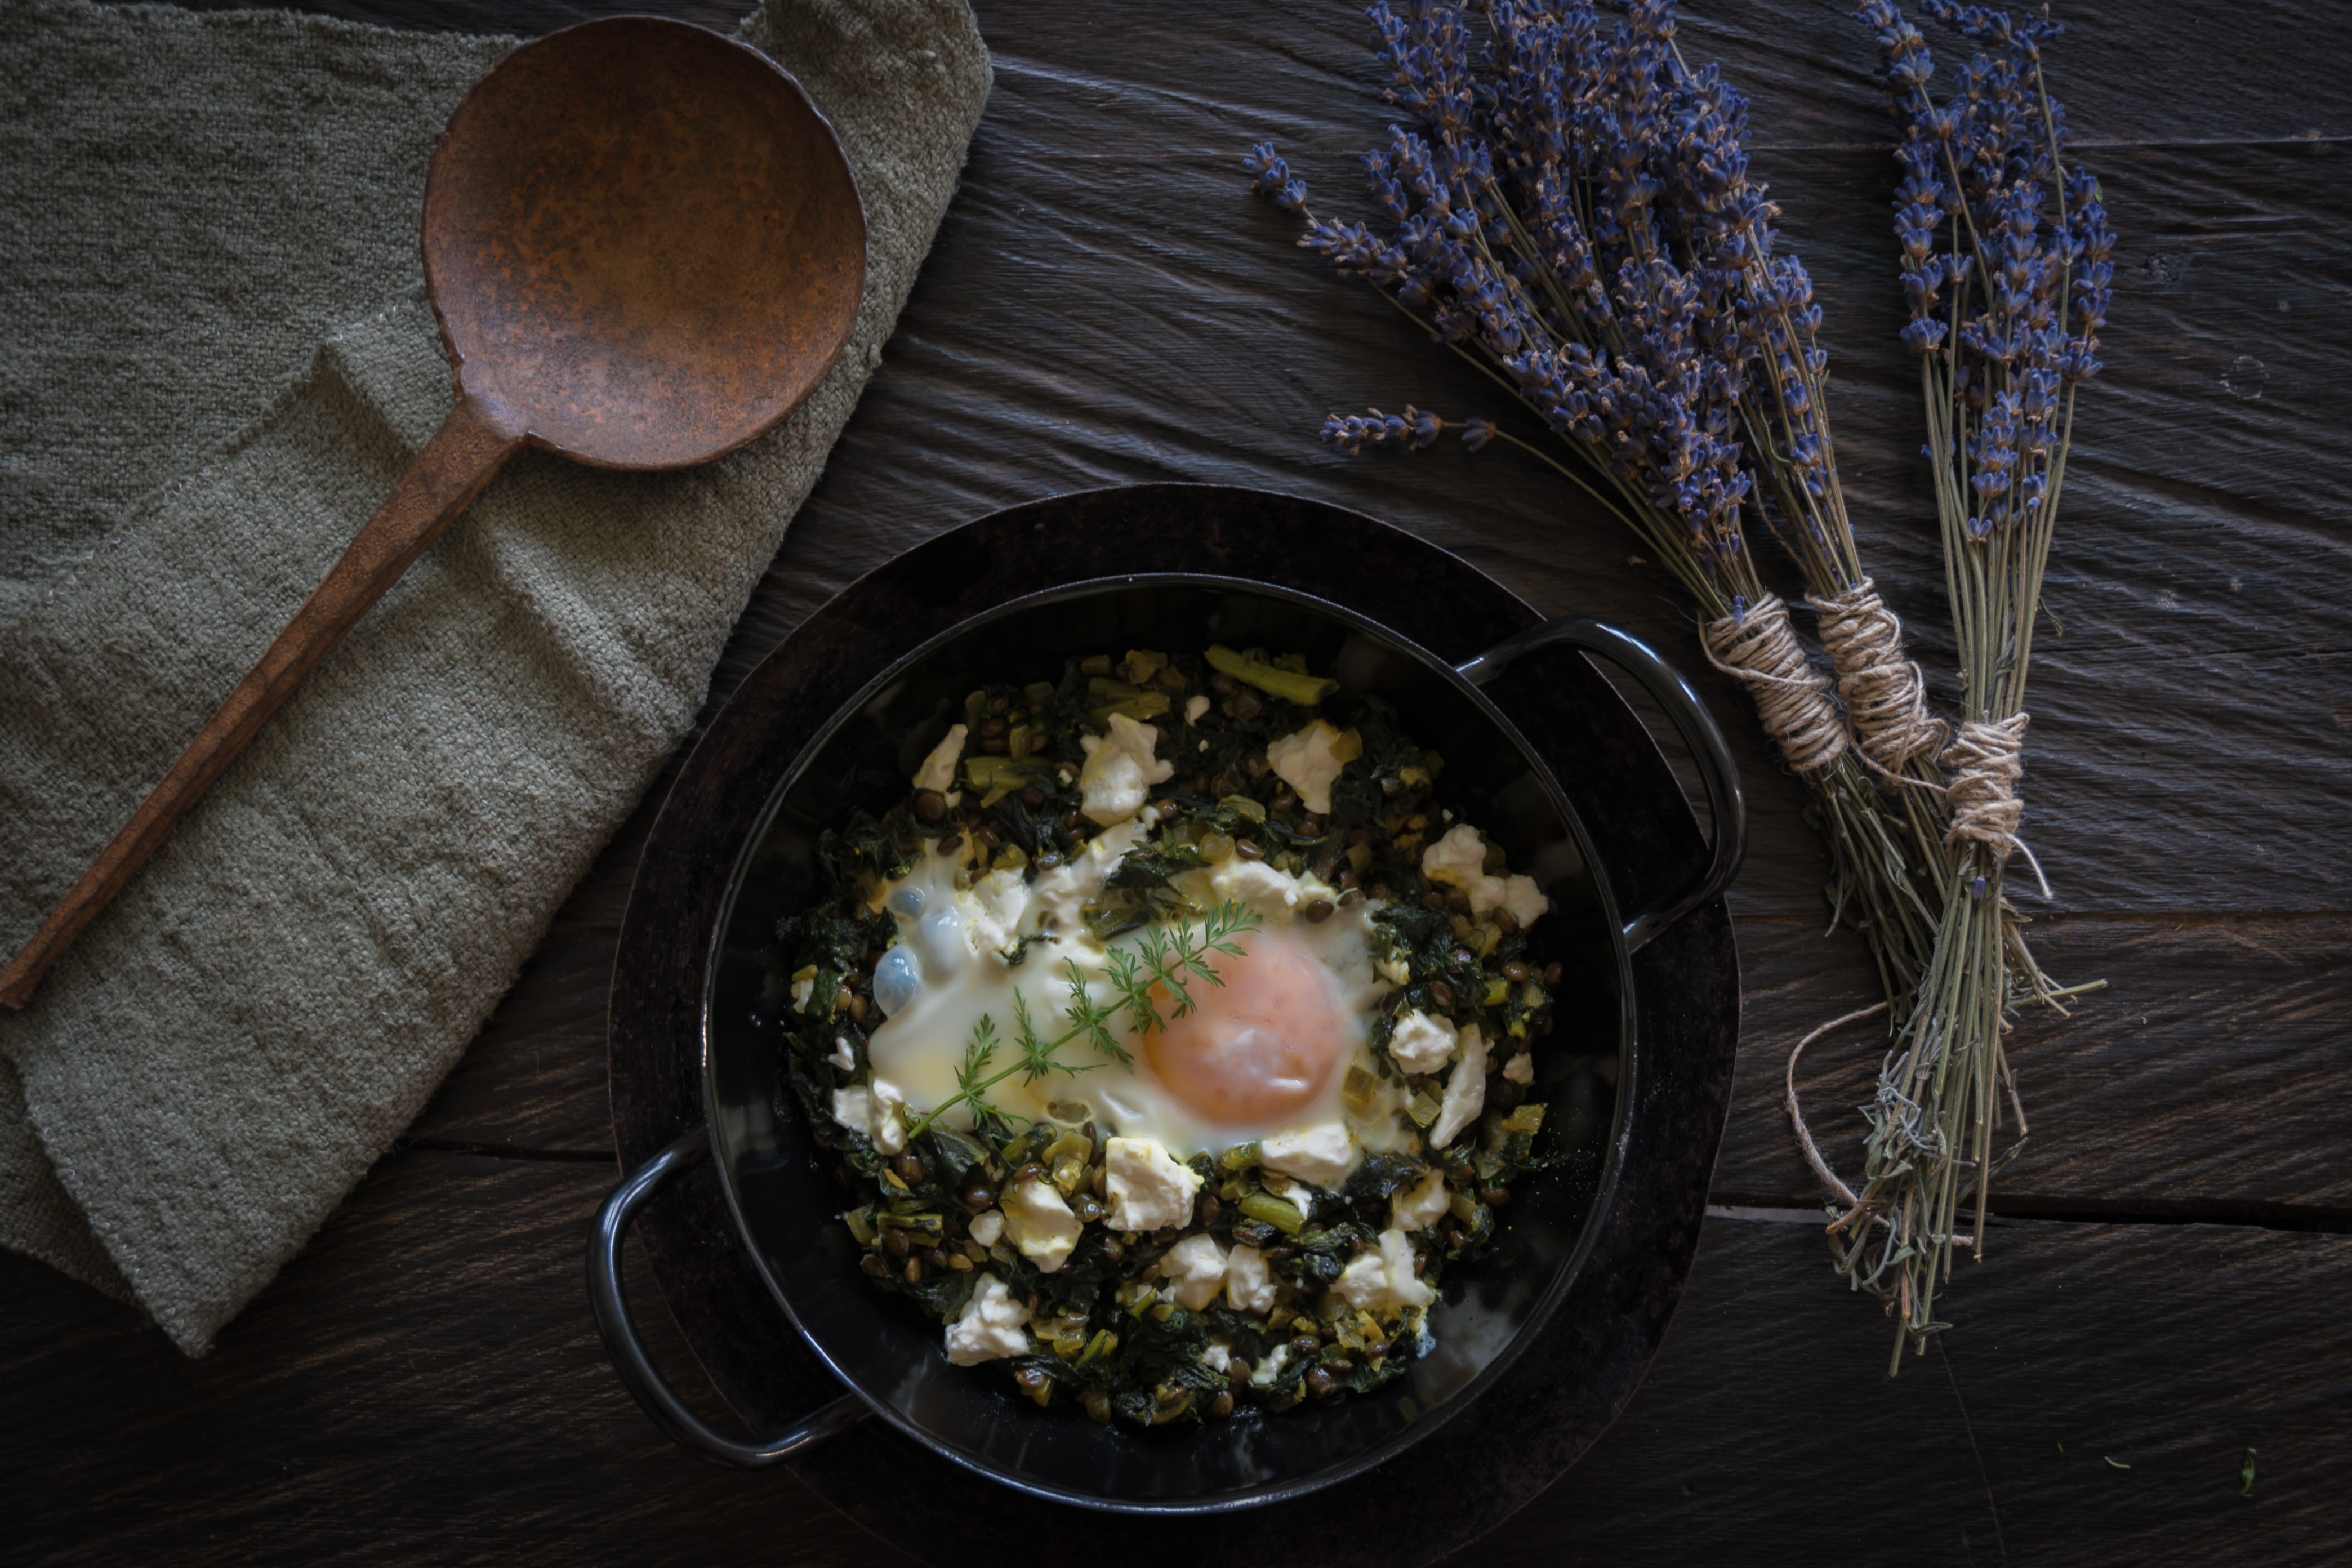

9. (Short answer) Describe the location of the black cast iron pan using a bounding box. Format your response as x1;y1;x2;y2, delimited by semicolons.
596;485;1745;1547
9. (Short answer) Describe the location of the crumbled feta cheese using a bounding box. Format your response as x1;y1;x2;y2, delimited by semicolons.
963;867;1030;958
1333;1232;1436;1312
1032;812;1154;930
1503;1050;1534;1085
1333;1250;1389;1311
1162;1233;1230;1310
1001;1178;1083;1273
1375;955;1411;986
826;1036;857;1072
1428;1023;1488;1150
1420;822;1490;891
1077;711;1174;825
1500;875;1548;929
1250;1341;1291;1386
968;1208;1005;1247
1388;1010;1457;1073
791;975;816;1013
1391;1166;1450;1232
913;724;967;793
1380;1227;1436;1308
1420;823;1550;929
1202;1342;1232;1374
1184;694;1211;723
1226;1244;1277;1314
944;1275;1032;1366
867;1077;909;1155
1261;1122;1357;1187
828;1085;872;1141
1104;1137;1202;1232
1208;856;1302;914
1266;720;1358;815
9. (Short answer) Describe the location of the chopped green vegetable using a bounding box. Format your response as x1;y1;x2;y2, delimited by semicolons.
1239;1192;1306;1235
1206;644;1338;706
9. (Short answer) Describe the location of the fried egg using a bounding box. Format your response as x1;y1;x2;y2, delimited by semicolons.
857;808;1412;1174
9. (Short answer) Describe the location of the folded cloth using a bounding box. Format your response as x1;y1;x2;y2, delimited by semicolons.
0;0;990;1352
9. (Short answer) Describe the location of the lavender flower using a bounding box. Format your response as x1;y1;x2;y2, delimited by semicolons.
1321;406;1446;455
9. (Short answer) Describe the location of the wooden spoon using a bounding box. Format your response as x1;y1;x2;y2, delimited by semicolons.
0;18;867;1010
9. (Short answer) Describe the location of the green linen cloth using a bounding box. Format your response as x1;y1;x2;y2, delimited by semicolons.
0;0;990;1352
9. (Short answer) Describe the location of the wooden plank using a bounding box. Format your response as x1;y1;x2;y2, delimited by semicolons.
5;1152;2343;1563
1714;915;2352;1211
1482;1214;2352;1566
1;1150;900;1566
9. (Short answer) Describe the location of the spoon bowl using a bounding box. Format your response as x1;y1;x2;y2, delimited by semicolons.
426;17;867;466
0;17;867;1010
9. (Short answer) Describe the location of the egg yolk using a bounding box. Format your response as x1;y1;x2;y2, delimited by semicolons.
1144;930;1351;1125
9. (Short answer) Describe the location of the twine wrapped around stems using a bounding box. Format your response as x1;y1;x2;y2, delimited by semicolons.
1700;593;1847;773
1942;714;2052;897
1810;577;1948;781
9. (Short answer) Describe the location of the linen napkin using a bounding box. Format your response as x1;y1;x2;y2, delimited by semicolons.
0;0;991;1353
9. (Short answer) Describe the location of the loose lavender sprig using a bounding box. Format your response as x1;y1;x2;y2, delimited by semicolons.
1247;0;1952;1006
1830;0;2113;1371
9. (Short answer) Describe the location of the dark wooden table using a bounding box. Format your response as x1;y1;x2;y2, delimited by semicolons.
10;1;2347;1561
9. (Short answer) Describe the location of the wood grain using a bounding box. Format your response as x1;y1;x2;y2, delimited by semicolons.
23;0;2352;1562
6;1152;2342;1564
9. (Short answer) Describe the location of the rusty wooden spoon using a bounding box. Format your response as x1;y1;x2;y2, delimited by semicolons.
0;17;866;1010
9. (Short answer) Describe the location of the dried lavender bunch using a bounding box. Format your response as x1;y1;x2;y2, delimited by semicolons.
1830;0;2113;1370
1245;0;1951;1004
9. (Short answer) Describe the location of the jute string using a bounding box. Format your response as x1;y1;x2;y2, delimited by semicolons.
1700;592;1846;774
1942;712;2052;897
1810;577;1947;783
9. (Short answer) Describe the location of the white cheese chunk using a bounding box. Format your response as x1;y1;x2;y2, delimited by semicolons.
913;724;968;793
1250;1342;1291;1386
1207;856;1302;914
1428;1023;1488;1150
1001;1178;1082;1273
944;1275;1032;1366
968;1208;1005;1247
1391;1166;1451;1232
791;975;816;1014
1077;711;1174;825
1388;1010;1457;1073
1226;1244;1277;1314
1184;693;1211;723
1260;1122;1357;1187
1499;874;1549;929
1202;1342;1232;1374
1420;823;1550;929
828;1085;872;1141
1333;1250;1389;1311
868;1078;910;1155
1503;1050;1534;1085
1375;955;1411;986
1162;1233;1230;1311
1380;1226;1436;1308
1266;719;1357;815
963;868;1031;959
1104;1137;1202;1233
826;1036;857;1073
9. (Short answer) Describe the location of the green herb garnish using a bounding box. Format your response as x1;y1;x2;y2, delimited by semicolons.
903;899;1260;1139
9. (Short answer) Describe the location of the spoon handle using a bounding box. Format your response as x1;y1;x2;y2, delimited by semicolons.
0;393;527;1012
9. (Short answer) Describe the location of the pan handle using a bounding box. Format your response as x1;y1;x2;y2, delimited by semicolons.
589;1123;867;1467
1456;618;1746;954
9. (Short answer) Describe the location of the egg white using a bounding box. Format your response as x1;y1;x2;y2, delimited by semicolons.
862;813;1410;1166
